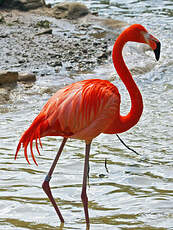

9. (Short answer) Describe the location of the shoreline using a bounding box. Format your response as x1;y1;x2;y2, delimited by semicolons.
0;3;126;104
0;4;126;76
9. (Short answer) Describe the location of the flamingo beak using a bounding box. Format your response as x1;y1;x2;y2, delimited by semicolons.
154;41;161;61
143;32;161;61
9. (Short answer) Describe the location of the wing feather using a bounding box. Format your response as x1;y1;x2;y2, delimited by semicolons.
44;79;120;140
15;79;120;164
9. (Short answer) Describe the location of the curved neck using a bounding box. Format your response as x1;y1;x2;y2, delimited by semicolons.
112;33;143;133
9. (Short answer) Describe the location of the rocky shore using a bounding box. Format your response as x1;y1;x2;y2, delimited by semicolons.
0;2;126;104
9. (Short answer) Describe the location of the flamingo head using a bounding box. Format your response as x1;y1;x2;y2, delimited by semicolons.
124;24;161;61
143;31;161;61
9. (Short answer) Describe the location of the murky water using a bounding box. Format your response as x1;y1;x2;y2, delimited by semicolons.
1;0;173;229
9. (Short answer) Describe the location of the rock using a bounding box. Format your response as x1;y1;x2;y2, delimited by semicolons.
0;71;36;84
99;18;127;30
53;2;89;19
0;88;10;104
1;0;45;11
0;71;18;85
78;14;127;33
35;29;52;36
96;50;108;59
36;20;51;28
0;15;5;24
18;73;36;82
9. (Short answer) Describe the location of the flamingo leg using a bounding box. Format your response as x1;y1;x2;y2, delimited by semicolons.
42;137;67;223
81;142;91;225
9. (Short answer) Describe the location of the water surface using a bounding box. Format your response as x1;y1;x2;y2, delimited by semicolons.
0;0;173;229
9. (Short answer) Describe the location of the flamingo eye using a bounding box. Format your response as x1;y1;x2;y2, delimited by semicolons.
143;32;150;43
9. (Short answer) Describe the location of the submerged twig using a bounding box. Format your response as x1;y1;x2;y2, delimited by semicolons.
105;158;109;173
116;134;140;156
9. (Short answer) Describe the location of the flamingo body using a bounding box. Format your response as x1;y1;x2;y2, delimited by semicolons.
41;79;120;140
15;24;161;225
16;79;120;165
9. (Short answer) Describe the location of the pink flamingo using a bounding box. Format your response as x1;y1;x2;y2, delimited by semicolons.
15;24;160;225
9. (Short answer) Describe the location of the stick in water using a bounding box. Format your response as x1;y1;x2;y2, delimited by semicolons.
116;134;140;156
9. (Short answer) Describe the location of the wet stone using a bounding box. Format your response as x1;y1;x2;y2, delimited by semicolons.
53;2;89;19
1;0;44;11
82;49;88;54
17;72;36;82
0;88;10;104
18;59;25;64
0;71;18;85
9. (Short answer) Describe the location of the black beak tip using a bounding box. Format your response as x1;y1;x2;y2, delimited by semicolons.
154;41;161;61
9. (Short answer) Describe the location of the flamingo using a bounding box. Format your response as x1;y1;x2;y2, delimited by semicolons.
15;24;160;225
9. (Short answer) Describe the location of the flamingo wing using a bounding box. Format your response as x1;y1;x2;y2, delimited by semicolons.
15;79;120;164
43;79;120;141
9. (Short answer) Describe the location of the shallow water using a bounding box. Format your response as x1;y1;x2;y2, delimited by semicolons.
1;0;173;229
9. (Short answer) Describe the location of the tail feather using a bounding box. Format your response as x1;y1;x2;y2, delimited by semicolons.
35;132;41;156
30;134;38;166
24;138;31;165
15;113;47;165
37;124;43;149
